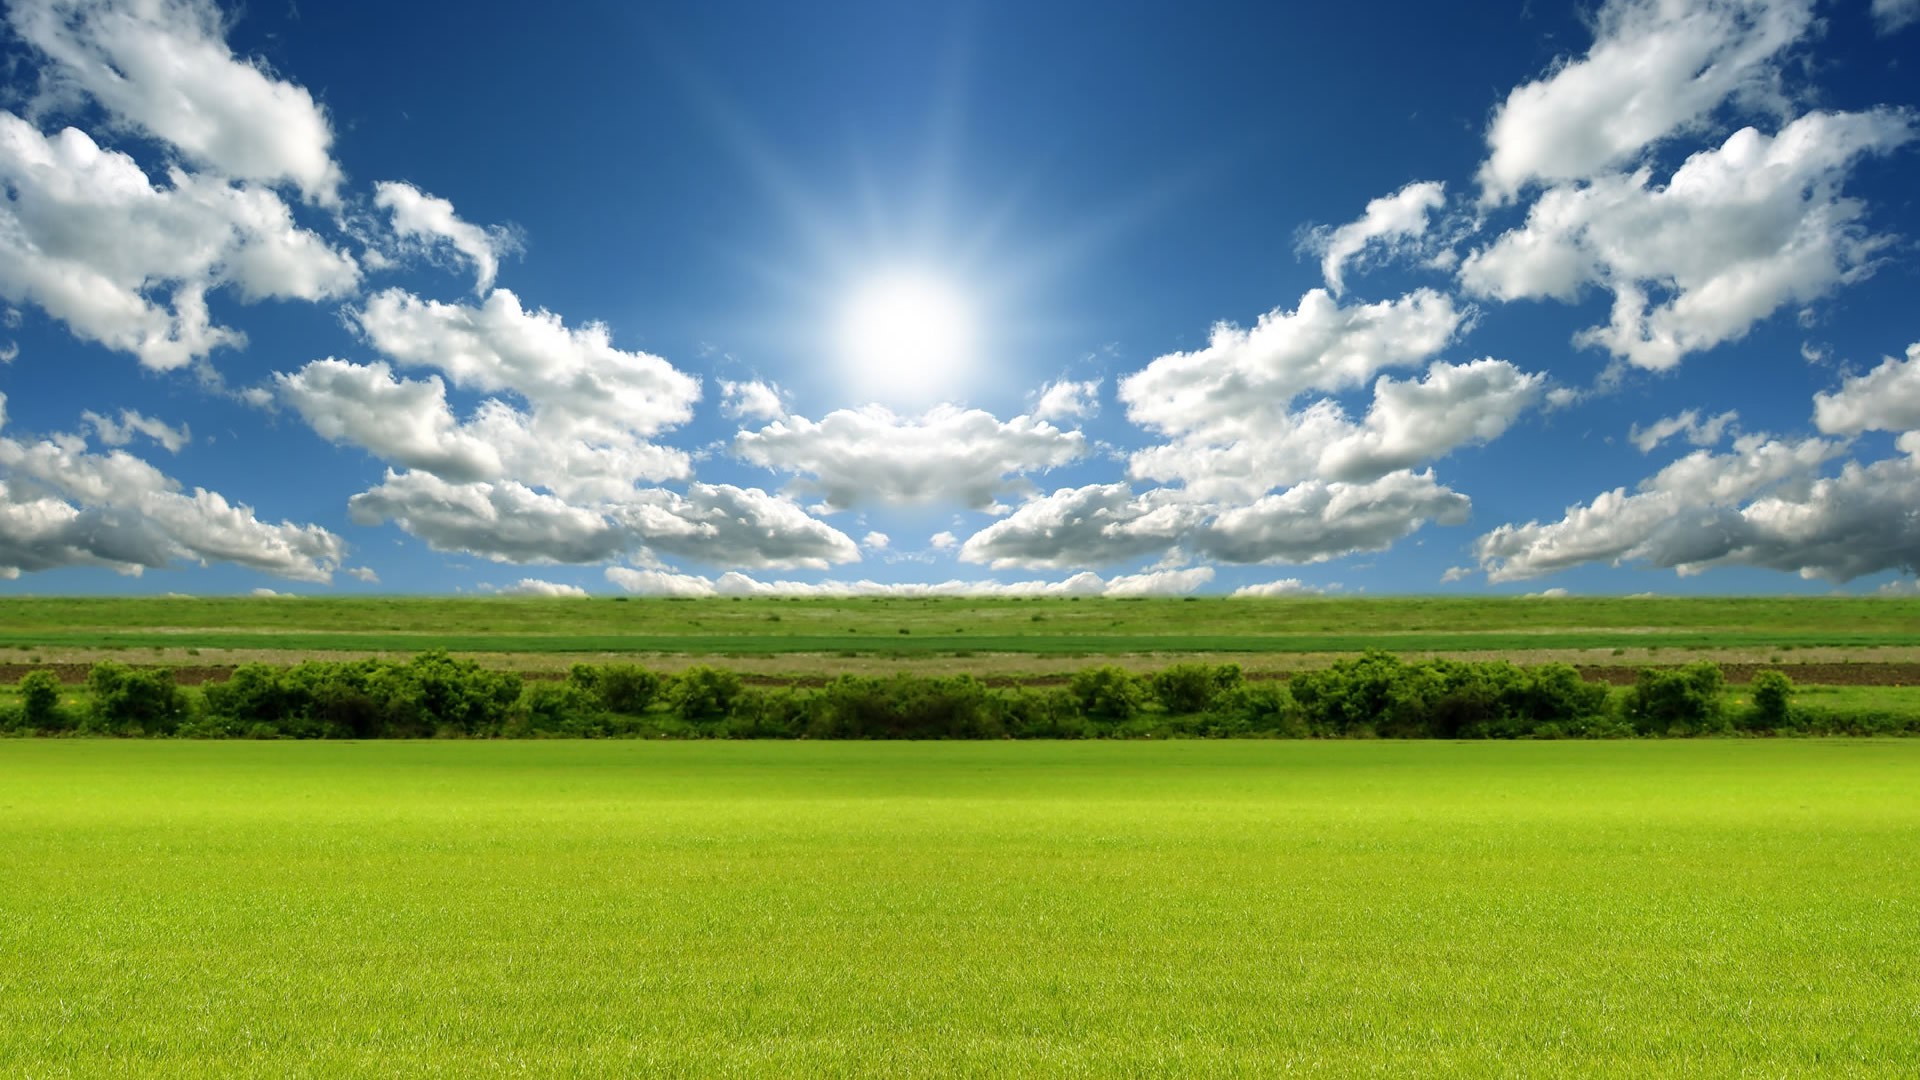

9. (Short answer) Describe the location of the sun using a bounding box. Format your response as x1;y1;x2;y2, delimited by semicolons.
837;271;975;407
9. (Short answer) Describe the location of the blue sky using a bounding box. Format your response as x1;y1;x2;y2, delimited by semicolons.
1;0;1918;597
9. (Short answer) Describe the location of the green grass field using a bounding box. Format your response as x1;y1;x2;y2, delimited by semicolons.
4;741;1916;1076
2;594;1918;657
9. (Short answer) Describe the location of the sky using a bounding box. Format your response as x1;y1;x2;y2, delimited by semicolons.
1;0;1918;599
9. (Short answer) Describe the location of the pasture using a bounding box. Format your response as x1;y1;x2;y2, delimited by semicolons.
3;740;1917;1075
2;595;1919;673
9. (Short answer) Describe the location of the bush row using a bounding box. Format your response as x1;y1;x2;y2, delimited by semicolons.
0;652;1907;739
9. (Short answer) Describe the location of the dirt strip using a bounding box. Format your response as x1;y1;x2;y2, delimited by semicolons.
8;661;1919;688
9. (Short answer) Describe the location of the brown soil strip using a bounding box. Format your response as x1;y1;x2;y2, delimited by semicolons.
8;661;1920;688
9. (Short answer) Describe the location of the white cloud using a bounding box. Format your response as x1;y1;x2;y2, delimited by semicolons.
1872;0;1920;34
1525;587;1572;598
373;181;517;293
1194;470;1472;565
1128;357;1540;500
80;409;190;453
1463;110;1916;370
1468;432;1918;583
491;578;588;598
733;404;1085;511
0;113;360;369
957;483;1208;570
604;565;1214;598
929;530;957;550
346;472;860;570
1120;288;1464;448
1477;0;1816;202
1440;566;1472;583
1628;408;1739;452
1314;359;1545;481
1230;578;1335;597
1876;577;1920;597
346;566;379;583
1812;343;1920;436
354;288;700;440
0;394;345;581
861;530;890;550
9;0;344;202
718;378;787;422
1031;378;1102;421
1309;180;1447;295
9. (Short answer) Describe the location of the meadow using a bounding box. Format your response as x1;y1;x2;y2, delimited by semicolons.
2;594;1919;661
2;740;1916;1076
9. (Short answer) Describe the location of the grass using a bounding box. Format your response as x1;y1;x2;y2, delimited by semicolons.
2;741;1916;1075
0;595;1918;656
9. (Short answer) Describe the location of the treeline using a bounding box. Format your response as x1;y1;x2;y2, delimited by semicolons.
3;651;1905;739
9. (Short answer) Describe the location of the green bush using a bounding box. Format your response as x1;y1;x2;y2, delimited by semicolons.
1149;663;1244;715
18;669;67;732
669;666;745;729
1623;662;1727;736
1745;670;1795;731
85;662;190;736
1069;665;1146;724
1001;687;1091;739
515;680;611;737
571;663;663;714
809;675;1003;739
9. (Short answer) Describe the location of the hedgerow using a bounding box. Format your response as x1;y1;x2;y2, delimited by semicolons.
1;655;1911;739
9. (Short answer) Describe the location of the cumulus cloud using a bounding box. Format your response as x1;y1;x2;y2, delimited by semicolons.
8;0;344;202
1476;0;1816;202
1230;578;1335;597
1628;408;1739;452
604;565;1214;598
0;394;345;581
1193;471;1471;565
861;531;890;550
719;378;786;422
957;483;1209;570
491;578;588;597
1127;357;1539;500
1873;0;1920;34
0;113;360;369
373;181;518;293
1812;343;1920;436
1120;288;1465;447
1308;181;1447;295
1031;378;1102;421
80;409;190;452
733;404;1085;511
1466;431;1920;584
1462;109;1915;370
354;288;700;439
347;472;859;570
346;566;379;583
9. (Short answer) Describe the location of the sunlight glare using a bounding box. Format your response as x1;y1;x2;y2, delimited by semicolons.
838;272;974;404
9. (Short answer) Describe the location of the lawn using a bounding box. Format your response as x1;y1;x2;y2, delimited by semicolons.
2;741;1915;1076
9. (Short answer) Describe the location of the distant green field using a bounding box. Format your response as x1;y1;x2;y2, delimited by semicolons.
1;595;1917;655
3;741;1916;1075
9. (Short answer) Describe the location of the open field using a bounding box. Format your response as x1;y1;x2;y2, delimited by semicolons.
2;596;1919;676
2;741;1916;1075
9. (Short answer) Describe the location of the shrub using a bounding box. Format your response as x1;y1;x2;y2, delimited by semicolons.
1746;670;1795;731
1623;662;1727;736
1001;687;1090;739
669;666;745;729
573;663;663;714
1204;682;1299;737
809;675;1003;739
1069;665;1146;724
85;662;190;736
1150;663;1244;715
515;680;610;737
18;669;67;732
